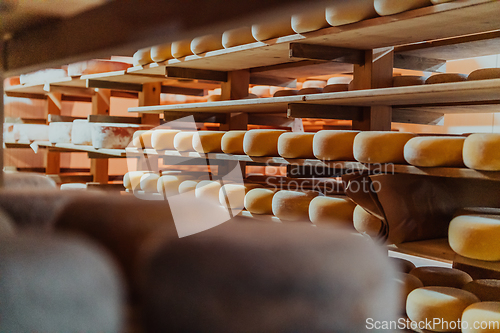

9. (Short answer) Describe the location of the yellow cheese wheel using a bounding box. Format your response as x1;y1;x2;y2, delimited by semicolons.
190;34;223;55
308;196;356;227
404;136;465;167
132;48;153;66
222;27;256;48
150;44;173;63
132;130;154;149
151;129;180;151
291;8;329;34
219;184;260;210
221;131;246;155
426;73;468;84
171;40;193;59
406;287;479;332
313;130;359;161
178;180;200;196
374;0;432;16
192;131;225;153
392;257;416;274
449;215;500;261
323;84;349;93
326;0;378;26
393;75;426;87
207;94;222;102
140;173;160;193
273;90;298;97
463;280;500;302
277;132;315;159
173;132;196;152
468;68;500;81
394;273;424;312
195;180;222;204
353;131;417;164
409;267;473;288
463;134;500;171
157;175;193;196
243;129;287;157
353;205;382;237
251;18;295;41
272;190;321;222
462;302;500;333
244;188;276;215
123;171;150;191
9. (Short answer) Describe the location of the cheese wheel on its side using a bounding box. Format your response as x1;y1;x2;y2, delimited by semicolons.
192;131;226;153
463;133;500;171
326;0;378;26
273;90;298;97
133;48;153;66
133;130;154;149
67;60;131;76
150;44;173;63
308;196;356;227
207;94;222;102
190;34;223;55
409;267;473;289
298;87;323;95
222;27;256;48
173;132;196;152
195;180;222;204
393;75;426;87
406;287;479;332
171;40;193;59
72;119;92;145
353;131;417;164
178;180;200;196
91;123;149;149
391;257;416;274
277;132;315;159
323;84;349;93
462;302;500;333
251;19;295;42
49;122;72;144
123;171;150;191
394;273;424;312
221;131;246;155
151;129;180;151
463;280;500;302
425;73;467;84
374;0;432;16
291;8;329;34
272;190;321;222
244;188;276;215
302;80;327;88
353;205;382;237
157;175;193;197
243;129;287;157
404;136;465;167
448;215;500;261
313;130;359;161
468;68;500;81
219;184;260;210
140;173;161;193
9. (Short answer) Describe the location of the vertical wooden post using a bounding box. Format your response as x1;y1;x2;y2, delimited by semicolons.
91;89;111;183
0;71;3;186
137;82;161;171
45;92;62;174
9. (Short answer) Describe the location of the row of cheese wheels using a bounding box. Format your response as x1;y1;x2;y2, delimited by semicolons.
133;0;455;65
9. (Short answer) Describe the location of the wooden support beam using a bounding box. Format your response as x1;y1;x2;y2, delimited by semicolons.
394;53;446;73
139;82;161;126
248;114;295;127
91;89;111;183
249;74;296;88
87;79;143;92
289;43;365;65
392;109;444;125
165;67;228;82
44;92;62;175
287;103;364;121
88;115;142;124
221;69;250;101
160;85;205;96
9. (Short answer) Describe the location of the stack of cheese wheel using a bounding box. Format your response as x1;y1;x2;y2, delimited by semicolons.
272;190;321;222
192;131;226;153
308;196;356;228
313;130;359;161
353;205;383;237
463;133;500;171
151;129;180;151
244;188;276;215
243;129;287;157
278;132;315;159
404;136;465;167
326;0;378;26
374;0;432;16
221;131;246;154
354;131;416;164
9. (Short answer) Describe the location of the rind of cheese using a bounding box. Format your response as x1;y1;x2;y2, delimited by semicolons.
133;130;154;149
219;184;259;210
313;130;359;161
409;266;473;288
192;131;225;153
394;273;423;311
140;173;161;193
173;132;196;152
171;40;193;59
461;302;500;333
190;34;223;55
391;257;416;274
467;68;500;81
291;8;329;33
251;19;295;41
308;196;356;227
207;94;222;102
353;131;416;164
374;0;432;16
404;136;465;167
463;279;500;302
221;131;246;155
463;133;500;171
353;205;382;237
49;122;73;144
272;190;321;222
195;180;222;204
425;73;468;84
222;27;256;48
298;87;323;95
178;180;200;195
123;171;150;191
326;0;378;26
393;75;426;87
72;120;92;145
277;132;315;159
244;188;276;215
157;175;193;196
243;129;287;157
151;129;180;151
133;48;153;66
150;44;173;63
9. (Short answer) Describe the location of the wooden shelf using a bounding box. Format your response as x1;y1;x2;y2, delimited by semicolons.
381;164;500;181
33;141;127;157
388;239;455;264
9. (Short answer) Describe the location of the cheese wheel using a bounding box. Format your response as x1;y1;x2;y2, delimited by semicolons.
409;267;473;288
462;302;500;333
222;27;256;48
49;122;72;144
327;77;352;85
326;0;378;26
468;68;500;81
392;257;417;274
150;44;173;63
71;119;92;145
425;73;468;84
140;173;161;193
157;175;193;196
60;183;87;191
463;134;500;171
354;131;416;164
20;68;68;85
393;75;426;87
272;190;321;222
273;90;298;97
323;84;349;93
463;280;500;302
221;131;246;155
133;48;153;66
219;184;259;210
374;0;432;16
298;87;323;95
67;60;131;76
133;130;154;149
251;18;295;41
192;131;225;153
277;132;315;159
244;188;276;215
178;180;200;195
308;196;356;227
243;129;287;157
151;129;180;151
353;205;382;237
448;215;500;261
91;123;149;149
207;94;222;102
195;180;222;204
395;273;424;311
123;171;150;191
406;287;479;332
171;40;193;59
291;8;329;34
190;34;223;55
404;136;465;167
313;130;359;161
173;132;196;152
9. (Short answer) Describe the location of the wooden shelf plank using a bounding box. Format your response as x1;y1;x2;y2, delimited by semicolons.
34;141;127;157
388;239;455;264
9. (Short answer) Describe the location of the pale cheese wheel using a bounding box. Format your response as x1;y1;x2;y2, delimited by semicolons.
273;90;298;97
463;133;500;171
404;136;465;167
323;84;349;93
207;94;222;102
243;129;287;157
313;130;359;161
468;68;500;81
49;122;72;144
133;130;154;149
374;0;432;16
219;184;259;210
151;129;180;151
463;280;500;302
391;257;416;274
406;287;479;332
277;132;315;159
91;123;149;149
150;44;173;63
244;188;276;215
250;86;271;98
123;171;150;191
222;27;256;48
71;119;92;145
291;8;329;34
353;131;417;164
394;273;424;312
173;132;196;152
425;73;468;84
178;180;200;195
462;302;500;333
133;48;152;66
298;87;323;95
326;0;378;26
272;190;321;222
251;18;295;41
157;175;193;196
192;131;225;153
190;34;223;55
353;205;382;237
221;131;246;155
409;267;473;289
308;196;356;227
171;40;193;59
140;173;161;193
195;180;222;204
448;215;500;261
302;80;327;88
393;75;426;87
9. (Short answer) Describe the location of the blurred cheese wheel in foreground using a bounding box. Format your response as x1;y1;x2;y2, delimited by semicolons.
308;196;356;227
391;257;416;274
277;132;315;159
395;273;423;311
157;175;193;196
133;130;154;149
291;8;328;33
140;173;161;193
252;19;294;41
463;133;500;171
374;0;432;16
463;279;500;302
171;40;193;59
462;302;500;333
221;131;246;155
326;0;378;26
151;129;180;151
393;75;426;87
353;205;382;237
313;130;359;161
409;266;472;288
173;132;196;151
244;188;276;215
222;27;256;48
219;184;260;210
353;131;416;164
404;136;465;167
191;34;223;55
123;171;150;191
195;181;222;204
133;48;152;66
243;129;287;157
272;190;321;222
192;131;225;153
426;73;467;84
150;44;173;63
468;68;500;81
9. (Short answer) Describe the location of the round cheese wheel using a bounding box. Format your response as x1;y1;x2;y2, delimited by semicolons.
326;0;378;26
133;130;154;149
72;119;92;145
171;40;193;59
192;131;225;153
291;8;329;34
173;132;196;152
150;44;173;63
178;180;200;196
157;175;193;196
392;257;416;274
298;87;323;95
393;75;426;87
243;129;287;157
404;136;465;167
123;171;150;191
406;286;479;332
353;205;382;237
323;84;349;93
409;267;473;288
273;90;298;97
244;188;276;215
463;280;500;302
462;302;500;333
394;273;424;312
374;0;432;16
468;68;500;81
463;133;500;171
140;173;161;193
91;123;151;149
250;86;271;98
308;196;356;227
313;130;359;161
195;180;222;204
207;94;222;102
49;122;72;144
353;131;417;164
133;48;153;66
219;184;259;210
449;215;500;261
251;19;295;41
151;129;180;151
272;190;321;222
190;34;223;55
221;131;246;155
277;132;315;159
426;73;468;84
222;27;256;48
